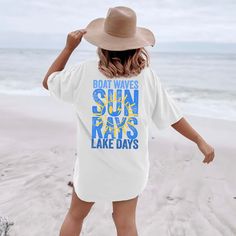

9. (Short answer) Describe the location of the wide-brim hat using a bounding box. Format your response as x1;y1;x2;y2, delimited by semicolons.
83;6;156;51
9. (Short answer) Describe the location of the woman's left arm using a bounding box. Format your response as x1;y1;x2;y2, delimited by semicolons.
171;117;215;164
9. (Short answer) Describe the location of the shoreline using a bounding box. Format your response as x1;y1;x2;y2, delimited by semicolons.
1;93;236;122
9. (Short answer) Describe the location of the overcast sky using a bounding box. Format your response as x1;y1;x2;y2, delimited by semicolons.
1;0;236;51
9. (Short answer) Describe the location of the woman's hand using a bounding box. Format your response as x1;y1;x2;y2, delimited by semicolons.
171;118;215;165
65;29;87;52
196;136;215;164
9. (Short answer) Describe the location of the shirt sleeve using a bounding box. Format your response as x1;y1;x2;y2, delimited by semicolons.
151;68;184;130
47;63;82;104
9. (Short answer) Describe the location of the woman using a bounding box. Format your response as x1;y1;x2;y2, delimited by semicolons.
42;6;215;236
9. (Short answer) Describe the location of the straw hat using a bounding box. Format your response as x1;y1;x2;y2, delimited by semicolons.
83;6;156;51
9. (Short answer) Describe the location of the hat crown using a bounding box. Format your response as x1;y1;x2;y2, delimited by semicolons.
104;6;137;38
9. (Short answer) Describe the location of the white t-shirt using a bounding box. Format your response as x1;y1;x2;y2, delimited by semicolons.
47;58;184;202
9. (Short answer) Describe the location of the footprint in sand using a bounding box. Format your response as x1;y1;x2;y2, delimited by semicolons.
166;195;184;204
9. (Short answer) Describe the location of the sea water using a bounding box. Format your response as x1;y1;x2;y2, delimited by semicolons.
0;48;235;121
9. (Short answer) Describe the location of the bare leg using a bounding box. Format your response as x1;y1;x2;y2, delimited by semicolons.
112;195;139;236
59;186;95;236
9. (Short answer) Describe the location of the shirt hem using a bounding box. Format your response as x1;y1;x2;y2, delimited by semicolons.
73;186;145;203
72;174;149;203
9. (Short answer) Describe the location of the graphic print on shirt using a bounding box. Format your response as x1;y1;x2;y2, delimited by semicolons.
91;79;139;149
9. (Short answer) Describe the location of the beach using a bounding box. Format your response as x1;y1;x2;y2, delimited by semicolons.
0;93;235;236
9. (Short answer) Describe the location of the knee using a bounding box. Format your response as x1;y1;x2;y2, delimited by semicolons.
68;208;89;222
112;211;135;229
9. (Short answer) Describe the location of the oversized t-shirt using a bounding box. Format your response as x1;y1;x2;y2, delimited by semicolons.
47;58;184;202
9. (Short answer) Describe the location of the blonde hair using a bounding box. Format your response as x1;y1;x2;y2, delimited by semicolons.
96;47;150;78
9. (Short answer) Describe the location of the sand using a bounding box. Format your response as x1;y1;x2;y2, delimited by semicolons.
0;94;236;236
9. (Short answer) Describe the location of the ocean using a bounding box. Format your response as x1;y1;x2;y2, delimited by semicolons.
0;48;235;121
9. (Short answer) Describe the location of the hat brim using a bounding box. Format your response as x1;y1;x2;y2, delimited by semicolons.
83;18;156;51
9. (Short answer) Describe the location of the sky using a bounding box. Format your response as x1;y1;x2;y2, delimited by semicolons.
1;0;236;52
